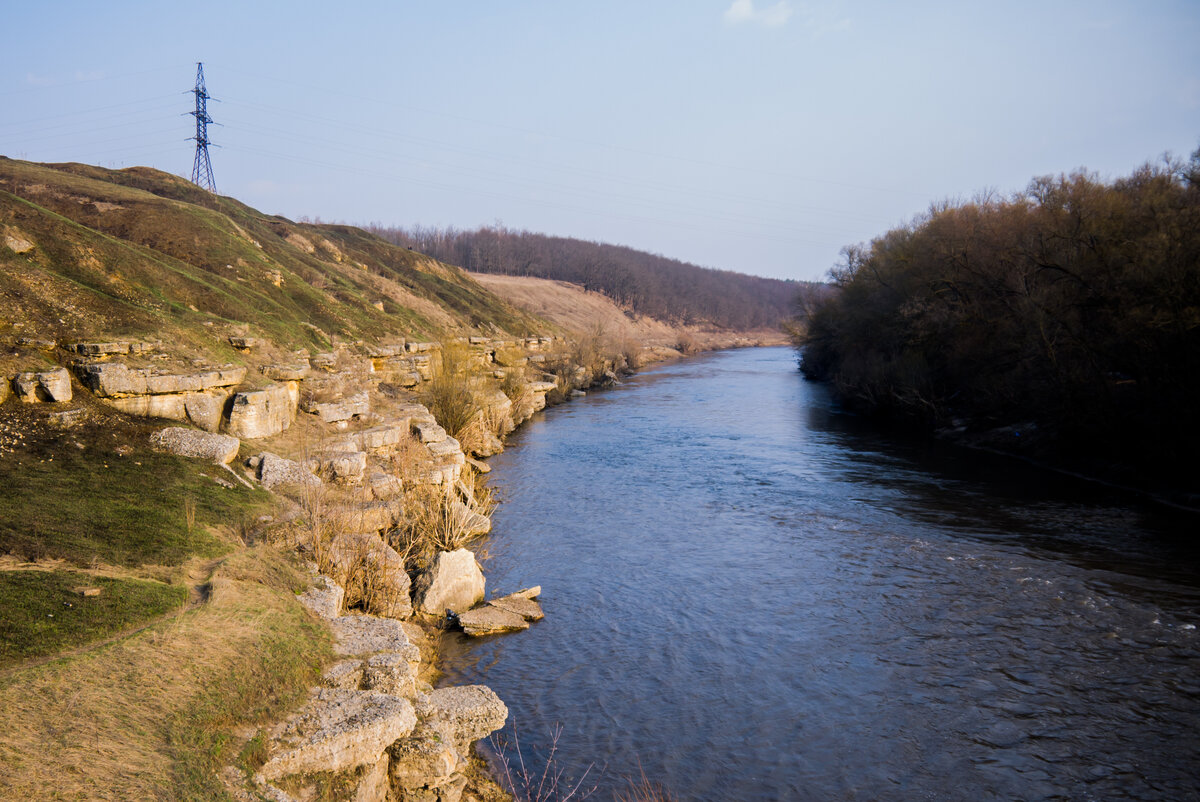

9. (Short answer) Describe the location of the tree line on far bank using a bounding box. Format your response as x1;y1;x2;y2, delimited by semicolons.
365;223;802;331
796;148;1200;482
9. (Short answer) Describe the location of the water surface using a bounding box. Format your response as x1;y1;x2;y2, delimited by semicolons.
440;347;1200;801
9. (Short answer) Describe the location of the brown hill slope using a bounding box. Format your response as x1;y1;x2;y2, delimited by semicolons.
470;272;787;351
0;157;542;369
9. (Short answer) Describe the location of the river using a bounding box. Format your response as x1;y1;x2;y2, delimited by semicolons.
438;346;1200;801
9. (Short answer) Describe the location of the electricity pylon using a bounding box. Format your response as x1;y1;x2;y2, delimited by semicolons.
189;62;216;192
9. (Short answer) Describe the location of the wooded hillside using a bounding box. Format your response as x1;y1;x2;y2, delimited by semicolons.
367;224;802;331
798;150;1200;482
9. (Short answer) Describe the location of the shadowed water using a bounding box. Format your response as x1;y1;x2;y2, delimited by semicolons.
439;347;1200;801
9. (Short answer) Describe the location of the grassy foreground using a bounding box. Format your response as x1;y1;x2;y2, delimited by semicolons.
0;405;333;800
0;546;332;801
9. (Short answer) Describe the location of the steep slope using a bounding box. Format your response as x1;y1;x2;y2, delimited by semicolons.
0;157;542;369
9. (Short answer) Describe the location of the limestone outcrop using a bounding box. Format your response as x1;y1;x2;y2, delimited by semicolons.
329;615;422;662
415;685;508;754
226;383;296;439
257;687;417;781
412;549;485;616
298;574;346;620
74;362;246;431
149;427;240;464
12;367;71;403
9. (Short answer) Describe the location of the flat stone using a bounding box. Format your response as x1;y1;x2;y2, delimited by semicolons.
261;362;310;381
329;615;421;663
414;685;507;753
449;500;491;537
487;593;544;621
366;344;406;358
313;391;370;423
70;341;130;356
257;452;321;489
257;687;416;781
308;450;368;483
361;651;419;698
47;408;87;428
351;424;408;452
75;362;246;397
228;336;264;350
150;427;240;464
426;437;464;461
458;605;529;637
413;420;447;444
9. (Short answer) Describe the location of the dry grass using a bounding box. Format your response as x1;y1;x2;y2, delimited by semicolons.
0;546;331;801
421;342;479;440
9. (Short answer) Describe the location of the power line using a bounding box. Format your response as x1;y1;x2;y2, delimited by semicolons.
189;62;216;192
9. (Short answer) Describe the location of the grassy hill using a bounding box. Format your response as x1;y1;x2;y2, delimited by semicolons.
0;157;542;367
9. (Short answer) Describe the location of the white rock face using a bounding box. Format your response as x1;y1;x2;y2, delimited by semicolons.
388;720;464;791
257;687;416;781
329;615;421;663
149;427;240;464
13;368;72;403
412;549;486;616
415;685;508;753
227;383;296;439
298;574;345;619
257;452;321;489
362;652;419;698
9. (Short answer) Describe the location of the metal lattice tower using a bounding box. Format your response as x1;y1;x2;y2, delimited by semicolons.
189;62;216;192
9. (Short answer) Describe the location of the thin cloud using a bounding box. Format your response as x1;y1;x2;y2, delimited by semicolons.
724;0;794;28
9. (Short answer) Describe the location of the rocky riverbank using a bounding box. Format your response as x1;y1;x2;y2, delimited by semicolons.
3;329;718;801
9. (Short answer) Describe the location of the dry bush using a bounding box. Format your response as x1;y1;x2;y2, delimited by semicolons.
500;366;528;401
391;482;470;570
675;331;701;355
421;342;478;439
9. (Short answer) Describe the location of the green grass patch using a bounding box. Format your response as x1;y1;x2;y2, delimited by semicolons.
0;570;187;667
0;444;271;567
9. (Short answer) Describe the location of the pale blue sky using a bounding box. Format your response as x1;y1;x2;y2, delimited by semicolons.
2;1;1198;281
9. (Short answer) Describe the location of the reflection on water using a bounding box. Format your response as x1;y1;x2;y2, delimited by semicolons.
439;347;1200;801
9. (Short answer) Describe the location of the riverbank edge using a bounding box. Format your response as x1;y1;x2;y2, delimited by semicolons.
437;338;778;800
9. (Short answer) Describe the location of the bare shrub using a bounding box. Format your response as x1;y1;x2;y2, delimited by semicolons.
421;342;478;439
675;331;700;355
488;722;598;802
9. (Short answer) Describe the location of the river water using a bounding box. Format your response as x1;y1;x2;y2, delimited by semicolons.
439;346;1200;801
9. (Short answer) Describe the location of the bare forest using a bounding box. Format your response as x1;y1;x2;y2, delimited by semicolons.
366;224;804;331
